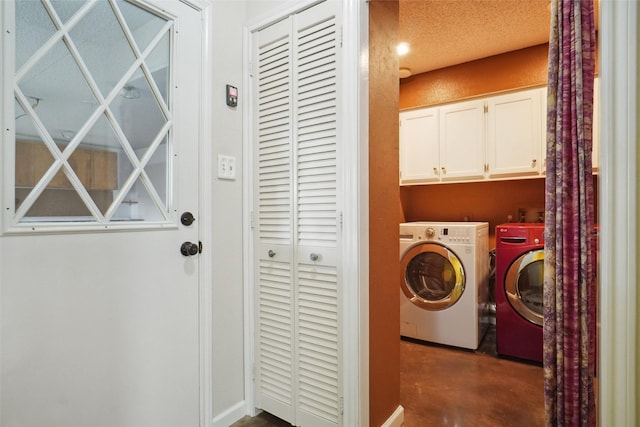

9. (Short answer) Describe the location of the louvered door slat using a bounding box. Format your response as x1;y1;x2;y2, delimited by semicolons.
259;90;289;106
299;98;336;114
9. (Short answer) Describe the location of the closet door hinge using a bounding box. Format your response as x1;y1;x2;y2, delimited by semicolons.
339;26;343;48
339;211;343;230
250;210;255;229
340;396;344;415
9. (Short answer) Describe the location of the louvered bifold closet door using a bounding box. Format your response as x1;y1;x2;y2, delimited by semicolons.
254;17;295;424
292;2;341;427
254;2;341;426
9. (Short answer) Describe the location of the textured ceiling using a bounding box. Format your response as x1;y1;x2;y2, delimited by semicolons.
398;0;552;76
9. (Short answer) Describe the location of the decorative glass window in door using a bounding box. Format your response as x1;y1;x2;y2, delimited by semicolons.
12;0;172;225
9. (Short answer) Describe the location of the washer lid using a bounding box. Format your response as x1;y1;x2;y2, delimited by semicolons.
400;242;465;311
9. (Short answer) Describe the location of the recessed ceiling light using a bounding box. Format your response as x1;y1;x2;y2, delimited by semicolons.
399;68;412;78
397;42;410;56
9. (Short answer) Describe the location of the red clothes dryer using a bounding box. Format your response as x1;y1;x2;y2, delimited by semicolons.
495;223;544;363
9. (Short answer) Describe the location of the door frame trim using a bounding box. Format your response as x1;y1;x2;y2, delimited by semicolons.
194;0;214;426
599;0;638;425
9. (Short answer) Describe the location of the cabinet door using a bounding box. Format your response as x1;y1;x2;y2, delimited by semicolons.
15;140;35;187
540;86;548;173
540;80;599;174
91;149;118;190
68;147;93;188
592;77;600;172
439;100;485;180
486;88;542;178
399;108;439;184
33;142;70;188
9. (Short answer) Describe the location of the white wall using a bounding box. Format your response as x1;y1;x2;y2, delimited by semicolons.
209;2;312;424
209;0;247;424
245;0;290;18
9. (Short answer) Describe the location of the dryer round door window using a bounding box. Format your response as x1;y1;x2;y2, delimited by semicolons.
505;249;544;326
400;242;465;311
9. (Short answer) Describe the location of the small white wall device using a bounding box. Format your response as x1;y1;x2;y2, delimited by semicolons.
226;84;238;107
217;155;236;180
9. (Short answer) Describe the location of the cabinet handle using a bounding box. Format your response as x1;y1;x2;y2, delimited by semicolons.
441;167;446;175
268;250;276;258
310;253;319;261
532;159;537;167
433;167;438;175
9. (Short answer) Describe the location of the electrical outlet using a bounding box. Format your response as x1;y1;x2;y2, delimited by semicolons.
217;155;236;180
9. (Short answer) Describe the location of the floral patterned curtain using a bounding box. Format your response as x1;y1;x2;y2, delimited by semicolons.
543;0;597;425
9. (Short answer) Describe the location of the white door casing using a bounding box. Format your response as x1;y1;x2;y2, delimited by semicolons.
0;1;208;425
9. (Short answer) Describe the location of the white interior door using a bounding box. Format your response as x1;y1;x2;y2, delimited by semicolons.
252;2;342;426
1;1;203;426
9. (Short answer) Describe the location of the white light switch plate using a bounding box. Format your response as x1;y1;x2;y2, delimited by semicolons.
217;155;236;180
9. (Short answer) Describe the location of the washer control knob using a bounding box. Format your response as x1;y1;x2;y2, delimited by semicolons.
425;227;435;239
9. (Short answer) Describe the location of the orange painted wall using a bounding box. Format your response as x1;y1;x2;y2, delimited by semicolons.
401;179;545;248
398;44;599;248
400;44;549;110
399;46;551;248
401;177;599;249
369;1;400;426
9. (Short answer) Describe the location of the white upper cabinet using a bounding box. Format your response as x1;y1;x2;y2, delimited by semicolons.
399;83;600;186
592;77;600;172
399;100;484;185
439;99;486;181
486;88;543;178
399;108;440;184
540;77;600;174
541;85;548;171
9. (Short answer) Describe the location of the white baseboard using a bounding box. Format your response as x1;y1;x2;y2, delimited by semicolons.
215;401;404;427
212;401;247;427
381;405;404;427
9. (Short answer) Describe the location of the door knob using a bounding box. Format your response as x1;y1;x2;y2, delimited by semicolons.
181;211;196;226
180;241;200;256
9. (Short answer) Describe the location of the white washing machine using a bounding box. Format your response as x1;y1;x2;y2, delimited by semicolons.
400;221;490;350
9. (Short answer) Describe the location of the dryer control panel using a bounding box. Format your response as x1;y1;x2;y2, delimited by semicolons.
496;223;544;247
433;226;474;243
400;221;488;245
